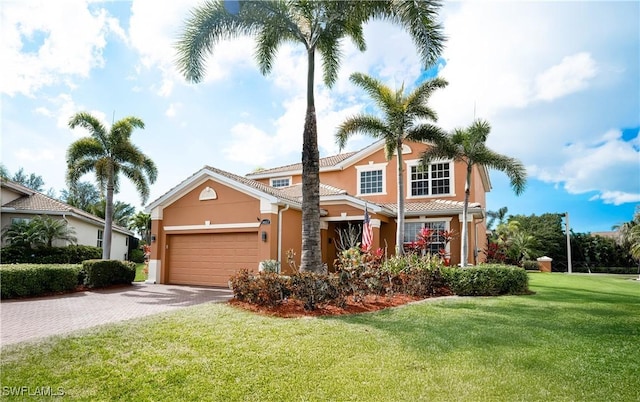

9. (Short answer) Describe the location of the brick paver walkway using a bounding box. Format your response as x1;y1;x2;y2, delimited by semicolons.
1;283;232;346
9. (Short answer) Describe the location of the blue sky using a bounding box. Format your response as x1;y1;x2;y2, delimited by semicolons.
1;0;638;233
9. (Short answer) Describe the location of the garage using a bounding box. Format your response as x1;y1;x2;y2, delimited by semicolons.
167;232;259;287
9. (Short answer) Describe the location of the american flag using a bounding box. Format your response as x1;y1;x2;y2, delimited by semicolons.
362;205;373;252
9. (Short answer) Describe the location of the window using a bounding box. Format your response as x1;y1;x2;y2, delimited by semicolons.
270;177;291;188
404;221;447;255
360;170;383;194
97;229;104;248
356;162;387;195
407;160;452;197
11;218;31;225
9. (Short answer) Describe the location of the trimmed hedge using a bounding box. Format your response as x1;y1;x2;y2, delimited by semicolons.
442;264;529;296
1;245;102;264
0;264;82;299
82;260;136;288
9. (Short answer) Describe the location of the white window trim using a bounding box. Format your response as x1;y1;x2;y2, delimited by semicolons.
355;162;388;196
97;229;104;248
405;159;455;199
270;176;292;188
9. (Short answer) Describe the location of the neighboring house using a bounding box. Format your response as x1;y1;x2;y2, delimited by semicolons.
146;140;490;287
1;179;134;260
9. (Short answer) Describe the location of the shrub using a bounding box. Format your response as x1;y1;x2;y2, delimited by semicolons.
443;264;529;296
130;248;145;263
289;272;341;310
82;260;136;288
522;260;540;270
259;259;281;273
0;264;82;299
229;270;290;306
0;245;101;264
394;267;448;297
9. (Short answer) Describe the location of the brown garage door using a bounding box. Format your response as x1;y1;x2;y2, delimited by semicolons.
167;232;258;286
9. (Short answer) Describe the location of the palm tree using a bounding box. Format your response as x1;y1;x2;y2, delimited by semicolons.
67;112;157;259
487;206;509;232
616;206;640;279
1;220;39;248
129;211;152;245
421;119;527;266
1;216;76;248
175;0;445;273
31;216;77;247
91;200;137;228
336;72;447;255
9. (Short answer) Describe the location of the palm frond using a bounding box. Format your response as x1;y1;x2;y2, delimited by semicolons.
316;34;342;87
68;112;108;145
405;123;447;144
335;115;389;150
175;0;255;83
387;0;446;68
477;149;527;196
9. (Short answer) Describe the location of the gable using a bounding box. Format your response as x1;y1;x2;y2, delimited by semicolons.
162;179;262;227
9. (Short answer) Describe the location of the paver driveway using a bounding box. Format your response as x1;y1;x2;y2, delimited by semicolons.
1;283;233;346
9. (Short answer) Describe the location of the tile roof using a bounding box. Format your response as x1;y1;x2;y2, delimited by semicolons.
379;199;483;214
2;180;132;234
276;183;348;200
246;151;358;176
203;165;302;205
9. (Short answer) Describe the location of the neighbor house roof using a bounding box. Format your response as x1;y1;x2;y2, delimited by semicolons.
1;179;133;235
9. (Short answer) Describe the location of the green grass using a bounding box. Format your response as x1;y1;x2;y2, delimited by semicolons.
1;273;638;401
133;263;146;282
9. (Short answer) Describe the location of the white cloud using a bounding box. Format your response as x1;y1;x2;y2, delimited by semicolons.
535;129;640;205
0;0;124;96
534;52;598;101
128;0;256;96
15;148;55;162
165;103;181;118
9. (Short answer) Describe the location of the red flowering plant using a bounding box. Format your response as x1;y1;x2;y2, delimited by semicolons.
437;230;457;266
142;244;152;276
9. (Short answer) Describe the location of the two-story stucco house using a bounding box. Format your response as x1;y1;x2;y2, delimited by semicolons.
145;140;490;287
1;179;135;259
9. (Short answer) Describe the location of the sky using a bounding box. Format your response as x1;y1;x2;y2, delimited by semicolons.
1;0;639;234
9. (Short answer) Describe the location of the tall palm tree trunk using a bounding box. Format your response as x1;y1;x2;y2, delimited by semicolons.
103;169;115;260
460;163;472;266
300;47;322;272
396;139;405;256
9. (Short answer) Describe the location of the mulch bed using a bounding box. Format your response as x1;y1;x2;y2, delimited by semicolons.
228;293;435;318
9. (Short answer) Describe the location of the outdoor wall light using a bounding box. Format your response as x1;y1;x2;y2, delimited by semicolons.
261;231;267;242
261;218;271;225
151;235;156;242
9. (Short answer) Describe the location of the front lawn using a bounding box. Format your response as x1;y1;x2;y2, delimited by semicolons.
133;263;146;282
1;273;638;401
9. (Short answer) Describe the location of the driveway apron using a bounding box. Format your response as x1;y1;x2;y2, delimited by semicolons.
1;283;233;346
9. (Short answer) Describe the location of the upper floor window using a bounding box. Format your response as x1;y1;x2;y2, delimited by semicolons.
270;177;291;188
97;229;104;248
356;162;387;196
407;160;452;197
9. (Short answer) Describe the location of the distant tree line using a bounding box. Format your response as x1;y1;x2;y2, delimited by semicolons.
486;208;639;270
